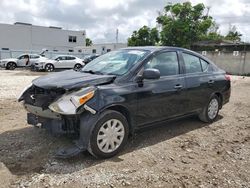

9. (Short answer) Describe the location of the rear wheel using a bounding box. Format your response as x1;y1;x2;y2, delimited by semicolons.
6;62;17;70
88;110;129;158
199;95;220;123
45;64;54;72
73;64;82;71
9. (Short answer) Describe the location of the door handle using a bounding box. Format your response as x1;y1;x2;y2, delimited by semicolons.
208;80;215;84
174;84;183;89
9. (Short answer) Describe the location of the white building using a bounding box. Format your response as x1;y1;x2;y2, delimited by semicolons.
0;22;86;52
75;43;127;55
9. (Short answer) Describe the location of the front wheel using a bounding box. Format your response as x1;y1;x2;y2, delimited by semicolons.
199;95;220;123
44;64;54;72
88;110;129;158
6;62;17;70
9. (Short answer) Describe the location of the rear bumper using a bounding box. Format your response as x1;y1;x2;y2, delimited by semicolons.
222;87;231;105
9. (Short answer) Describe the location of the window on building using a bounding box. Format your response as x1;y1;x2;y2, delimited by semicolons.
92;49;96;54
68;36;77;43
182;53;202;74
144;51;179;76
68;49;74;52
107;49;111;52
1;48;9;51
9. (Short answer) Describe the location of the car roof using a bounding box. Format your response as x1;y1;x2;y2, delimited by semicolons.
55;55;78;57
121;46;187;52
121;46;214;64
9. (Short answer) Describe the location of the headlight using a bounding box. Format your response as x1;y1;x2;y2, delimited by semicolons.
17;83;32;101
0;61;6;64
49;87;96;115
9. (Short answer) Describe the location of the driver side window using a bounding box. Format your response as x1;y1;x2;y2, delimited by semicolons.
145;51;179;76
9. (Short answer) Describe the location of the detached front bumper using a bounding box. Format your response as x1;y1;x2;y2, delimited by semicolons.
24;103;61;119
24;102;79;134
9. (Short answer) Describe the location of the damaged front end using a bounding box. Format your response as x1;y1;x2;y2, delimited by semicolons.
18;84;96;135
18;70;116;158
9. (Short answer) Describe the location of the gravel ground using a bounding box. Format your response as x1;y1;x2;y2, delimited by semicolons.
0;69;249;188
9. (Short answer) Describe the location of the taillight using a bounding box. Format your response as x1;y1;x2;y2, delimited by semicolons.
225;74;231;81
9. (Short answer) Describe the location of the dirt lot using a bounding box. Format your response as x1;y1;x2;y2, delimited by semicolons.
0;69;249;188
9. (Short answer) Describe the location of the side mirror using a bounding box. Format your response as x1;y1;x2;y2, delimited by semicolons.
143;68;160;80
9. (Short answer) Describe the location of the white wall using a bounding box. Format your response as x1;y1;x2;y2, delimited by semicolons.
0;23;86;52
75;43;127;54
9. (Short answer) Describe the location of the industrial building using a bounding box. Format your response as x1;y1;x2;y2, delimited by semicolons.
0;22;86;52
74;43;127;55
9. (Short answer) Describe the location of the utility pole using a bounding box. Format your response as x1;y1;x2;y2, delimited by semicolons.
116;28;119;44
206;6;211;17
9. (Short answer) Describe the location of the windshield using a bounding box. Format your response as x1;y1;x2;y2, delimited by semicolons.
81;50;148;75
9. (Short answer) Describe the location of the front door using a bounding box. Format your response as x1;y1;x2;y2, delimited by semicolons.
136;51;188;127
17;54;29;67
55;56;67;68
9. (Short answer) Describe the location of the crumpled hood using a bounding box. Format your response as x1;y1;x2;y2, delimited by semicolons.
32;70;115;90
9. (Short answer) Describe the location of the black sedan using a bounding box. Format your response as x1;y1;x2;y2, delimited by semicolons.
83;54;100;64
18;47;231;158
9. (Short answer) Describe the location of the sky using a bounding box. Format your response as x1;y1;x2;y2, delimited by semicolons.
0;0;249;44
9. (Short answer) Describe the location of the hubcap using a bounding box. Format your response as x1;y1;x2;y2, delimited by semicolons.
97;119;125;153
208;98;219;119
9;63;15;70
74;64;81;70
46;65;53;72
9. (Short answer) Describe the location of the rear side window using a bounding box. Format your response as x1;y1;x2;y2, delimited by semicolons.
182;53;202;74
67;56;76;60
200;59;209;72
30;55;40;59
145;51;179;76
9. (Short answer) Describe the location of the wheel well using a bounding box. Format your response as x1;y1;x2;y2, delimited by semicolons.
7;61;16;65
45;63;54;67
214;92;223;108
106;105;133;134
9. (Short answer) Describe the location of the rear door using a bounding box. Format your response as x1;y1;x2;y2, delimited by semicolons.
136;51;188;127
29;55;40;65
180;52;215;112
66;56;76;68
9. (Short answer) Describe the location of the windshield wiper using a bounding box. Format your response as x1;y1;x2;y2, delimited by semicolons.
82;70;103;75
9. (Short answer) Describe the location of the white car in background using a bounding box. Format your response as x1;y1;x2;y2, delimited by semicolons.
0;54;48;70
33;55;85;72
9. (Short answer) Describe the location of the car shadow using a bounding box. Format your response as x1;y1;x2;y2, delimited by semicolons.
0;115;223;175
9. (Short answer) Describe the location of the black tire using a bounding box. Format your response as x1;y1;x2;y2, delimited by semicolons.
88;110;129;158
73;64;82;71
199;95;220;123
6;62;17;70
44;64;54;72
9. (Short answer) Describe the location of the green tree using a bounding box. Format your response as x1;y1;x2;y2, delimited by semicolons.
225;31;242;42
200;21;223;41
86;38;93;46
156;2;213;48
128;26;159;46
